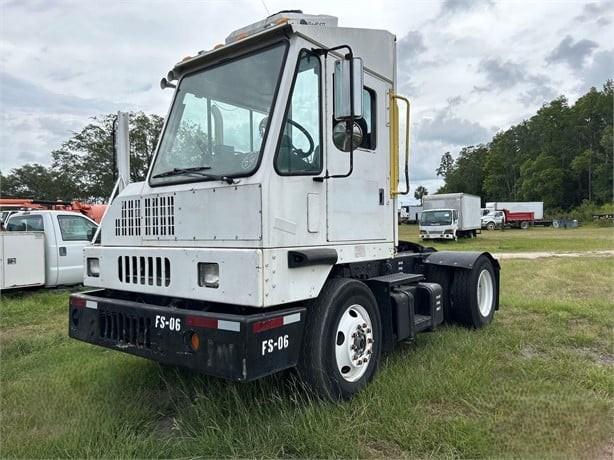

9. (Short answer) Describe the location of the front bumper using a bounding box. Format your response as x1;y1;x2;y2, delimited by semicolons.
420;233;455;240
69;290;305;381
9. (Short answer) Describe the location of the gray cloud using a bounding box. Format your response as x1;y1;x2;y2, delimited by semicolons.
582;49;614;90
473;57;555;105
546;35;599;68
416;106;493;146
474;58;526;91
0;72;120;115
574;1;614;25
438;0;494;17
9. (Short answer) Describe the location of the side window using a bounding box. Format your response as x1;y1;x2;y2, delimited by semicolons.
360;88;376;150
331;86;377;151
6;215;44;232
57;215;97;241
275;50;322;175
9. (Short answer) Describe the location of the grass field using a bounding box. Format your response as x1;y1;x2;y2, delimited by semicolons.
399;224;614;253
1;254;613;458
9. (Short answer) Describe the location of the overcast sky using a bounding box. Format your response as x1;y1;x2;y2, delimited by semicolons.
1;0;612;201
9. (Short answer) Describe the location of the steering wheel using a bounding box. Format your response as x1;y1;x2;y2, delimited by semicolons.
286;118;315;158
260;117;315;159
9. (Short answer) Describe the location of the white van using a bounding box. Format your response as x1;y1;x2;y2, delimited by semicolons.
2;211;98;289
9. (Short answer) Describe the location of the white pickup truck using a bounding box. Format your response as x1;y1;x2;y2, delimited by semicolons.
1;210;98;290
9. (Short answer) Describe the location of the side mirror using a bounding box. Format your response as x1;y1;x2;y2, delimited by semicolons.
333;57;364;120
332;121;363;152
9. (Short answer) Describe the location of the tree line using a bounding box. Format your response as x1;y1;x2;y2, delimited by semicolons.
435;81;613;210
1;112;163;202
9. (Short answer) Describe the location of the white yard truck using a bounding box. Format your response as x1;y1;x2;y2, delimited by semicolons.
68;12;500;400
1;211;98;289
419;193;481;240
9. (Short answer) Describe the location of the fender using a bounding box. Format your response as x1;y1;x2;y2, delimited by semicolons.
424;251;501;310
423;251;500;271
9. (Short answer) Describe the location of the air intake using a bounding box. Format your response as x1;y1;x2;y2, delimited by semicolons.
117;255;171;287
115;199;141;236
144;195;175;237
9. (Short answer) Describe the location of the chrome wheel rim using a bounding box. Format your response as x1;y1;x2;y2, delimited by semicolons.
477;269;494;317
335;304;374;382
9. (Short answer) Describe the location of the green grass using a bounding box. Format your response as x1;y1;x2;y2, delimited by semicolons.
1;257;613;458
399;224;614;253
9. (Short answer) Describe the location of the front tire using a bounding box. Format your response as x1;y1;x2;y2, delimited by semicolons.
450;256;497;328
297;278;382;400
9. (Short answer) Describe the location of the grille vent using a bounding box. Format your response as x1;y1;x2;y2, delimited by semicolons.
98;309;151;348
117;256;171;287
115;199;141;236
144;196;175;237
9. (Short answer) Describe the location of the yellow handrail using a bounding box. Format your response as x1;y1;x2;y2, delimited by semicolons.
389;92;410;196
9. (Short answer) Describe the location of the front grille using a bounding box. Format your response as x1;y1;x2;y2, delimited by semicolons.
144;195;175;237
117;256;171;287
115;199;142;236
98;309;151;348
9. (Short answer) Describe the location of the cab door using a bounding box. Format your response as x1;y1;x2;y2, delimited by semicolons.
54;213;97;285
325;59;394;242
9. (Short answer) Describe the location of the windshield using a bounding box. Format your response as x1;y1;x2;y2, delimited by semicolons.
150;43;287;185
421;210;453;226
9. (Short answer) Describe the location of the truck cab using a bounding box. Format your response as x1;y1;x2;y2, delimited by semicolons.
419;208;458;240
5;210;98;287
69;12;500;400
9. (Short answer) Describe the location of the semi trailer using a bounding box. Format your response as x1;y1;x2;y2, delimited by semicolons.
68;11;500;400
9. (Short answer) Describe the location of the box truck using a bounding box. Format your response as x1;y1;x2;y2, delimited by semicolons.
420;193;481;240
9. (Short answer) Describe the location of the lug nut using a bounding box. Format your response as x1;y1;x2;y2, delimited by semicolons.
352;332;357;338
362;323;367;328
357;359;362;365
367;349;372;354
366;328;371;333
368;338;374;343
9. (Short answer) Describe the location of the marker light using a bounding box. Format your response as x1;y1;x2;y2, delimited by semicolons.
87;258;100;277
198;262;219;288
190;332;201;352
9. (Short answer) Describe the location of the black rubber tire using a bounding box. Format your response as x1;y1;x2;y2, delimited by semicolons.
486;222;496;231
426;266;453;323
297;278;382;401
450;256;497;328
520;221;529;229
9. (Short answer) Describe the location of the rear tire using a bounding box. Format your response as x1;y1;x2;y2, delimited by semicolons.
520;221;529;229
297;278;382;400
450;256;497;328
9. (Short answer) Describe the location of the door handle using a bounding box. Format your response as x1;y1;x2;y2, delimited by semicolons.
59;247;67;256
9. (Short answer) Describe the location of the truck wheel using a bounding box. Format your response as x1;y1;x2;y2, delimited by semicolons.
297;278;382;400
450;256;497;328
486;222;496;231
520;221;529;229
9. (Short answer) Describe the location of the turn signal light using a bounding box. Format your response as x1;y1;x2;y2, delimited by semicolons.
190;332;201;352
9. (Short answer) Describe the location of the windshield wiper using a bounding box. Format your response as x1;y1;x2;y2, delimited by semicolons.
152;166;235;184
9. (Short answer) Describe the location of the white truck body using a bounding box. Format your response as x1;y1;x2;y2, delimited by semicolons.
486;202;544;220
68;12;501;399
83;19;398;308
3;211;98;289
0;232;46;290
420;193;481;240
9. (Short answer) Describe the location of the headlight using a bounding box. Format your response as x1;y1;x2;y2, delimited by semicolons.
87;258;100;277
198;262;219;288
